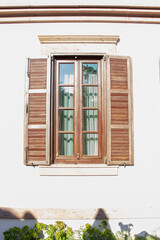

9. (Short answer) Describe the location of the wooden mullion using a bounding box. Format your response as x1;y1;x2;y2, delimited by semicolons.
82;107;98;110
82;131;98;134
98;59;102;159
80;156;102;159
50;56;55;163
58;107;74;110
55;59;59;158
79;60;83;159
59;84;74;87
54;158;104;164
55;156;77;160
73;61;76;158
82;84;98;87
102;56;107;163
59;131;74;134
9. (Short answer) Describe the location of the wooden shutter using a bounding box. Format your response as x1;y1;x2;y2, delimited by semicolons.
24;58;50;165
107;56;134;165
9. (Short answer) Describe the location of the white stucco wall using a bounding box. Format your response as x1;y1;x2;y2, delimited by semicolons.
0;21;160;238
0;0;160;7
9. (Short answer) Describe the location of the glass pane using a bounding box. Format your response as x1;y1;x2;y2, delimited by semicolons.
59;87;74;107
59;63;74;84
83;134;98;155
83;110;98;131
59;110;74;131
83;87;98;107
83;63;97;84
59;134;74;155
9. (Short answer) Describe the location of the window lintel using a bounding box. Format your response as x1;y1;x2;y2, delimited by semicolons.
38;35;120;45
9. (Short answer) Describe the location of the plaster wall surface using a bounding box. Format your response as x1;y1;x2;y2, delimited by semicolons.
0;22;160;238
0;0;160;7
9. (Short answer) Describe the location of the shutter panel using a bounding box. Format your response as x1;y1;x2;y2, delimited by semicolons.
24;58;50;165
107;56;134;165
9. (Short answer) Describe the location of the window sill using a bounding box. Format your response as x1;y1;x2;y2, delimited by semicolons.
39;164;118;176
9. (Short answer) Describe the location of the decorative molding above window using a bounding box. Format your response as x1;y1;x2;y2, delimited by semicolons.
0;5;160;24
38;35;120;45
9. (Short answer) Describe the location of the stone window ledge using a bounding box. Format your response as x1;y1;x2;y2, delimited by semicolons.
39;164;118;176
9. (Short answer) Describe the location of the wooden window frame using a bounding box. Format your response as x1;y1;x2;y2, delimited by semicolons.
51;55;105;164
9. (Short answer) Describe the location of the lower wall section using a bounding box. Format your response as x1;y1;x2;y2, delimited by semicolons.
1;218;160;240
1;208;160;239
0;208;110;220
1;207;160;220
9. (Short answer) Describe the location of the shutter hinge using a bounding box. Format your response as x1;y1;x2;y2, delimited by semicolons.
27;58;30;78
103;56;107;61
26;147;28;161
31;162;35;167
104;157;107;164
26;104;28;113
77;153;80;160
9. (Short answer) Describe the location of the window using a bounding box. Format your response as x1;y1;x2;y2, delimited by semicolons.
24;55;134;166
53;57;103;164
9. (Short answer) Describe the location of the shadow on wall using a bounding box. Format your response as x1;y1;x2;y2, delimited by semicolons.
1;207;160;239
117;219;160;240
91;208;160;240
0;208;38;239
118;222;133;233
92;208;111;230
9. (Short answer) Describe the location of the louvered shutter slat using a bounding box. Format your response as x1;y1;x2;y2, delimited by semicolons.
24;58;50;166
107;56;134;166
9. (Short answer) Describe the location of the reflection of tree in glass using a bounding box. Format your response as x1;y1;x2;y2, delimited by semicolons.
83;65;97;82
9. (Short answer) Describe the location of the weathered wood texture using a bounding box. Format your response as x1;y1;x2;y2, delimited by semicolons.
28;129;46;162
24;58;50;165
29;59;47;89
28;93;46;125
107;56;133;165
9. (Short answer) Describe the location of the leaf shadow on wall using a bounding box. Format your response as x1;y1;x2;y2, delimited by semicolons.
88;208;160;240
118;219;160;240
0;208;44;239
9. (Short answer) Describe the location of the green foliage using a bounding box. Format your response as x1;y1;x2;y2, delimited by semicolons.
3;223;44;240
3;220;160;240
135;233;160;240
77;220;116;240
3;221;73;240
116;230;133;240
3;226;21;240
45;221;74;240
